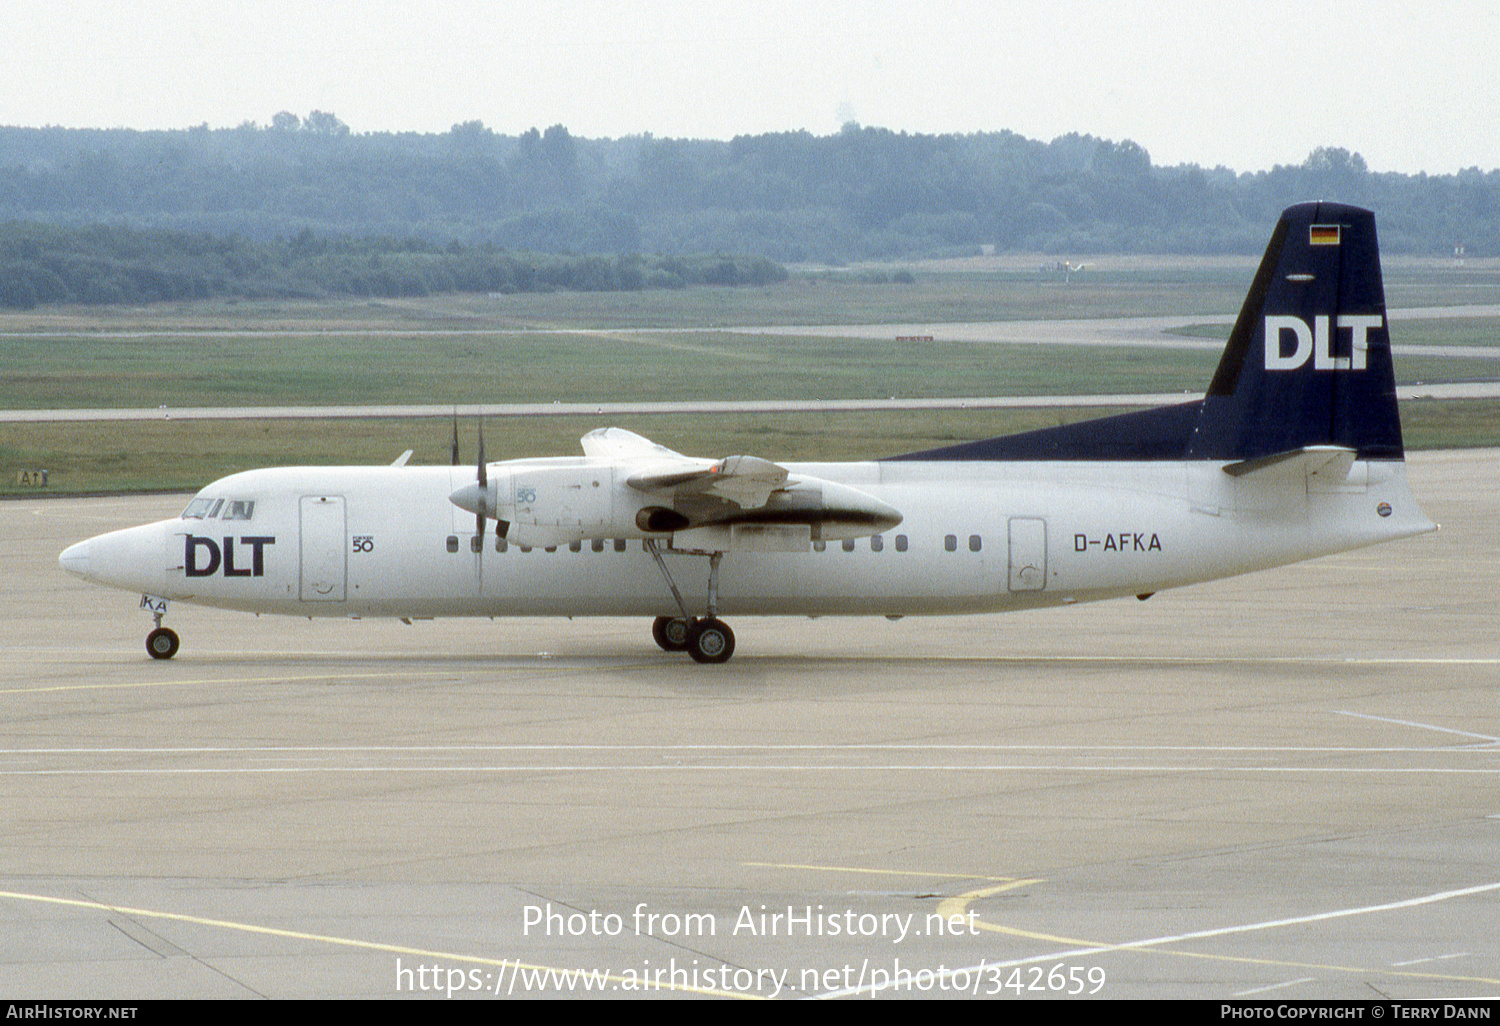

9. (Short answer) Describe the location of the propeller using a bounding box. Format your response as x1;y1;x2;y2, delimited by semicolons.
475;422;489;540
447;416;509;545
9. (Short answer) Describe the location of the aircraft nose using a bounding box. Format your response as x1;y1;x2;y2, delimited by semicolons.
59;539;91;579
59;522;169;594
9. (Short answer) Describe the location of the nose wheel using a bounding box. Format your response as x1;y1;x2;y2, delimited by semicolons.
146;626;180;660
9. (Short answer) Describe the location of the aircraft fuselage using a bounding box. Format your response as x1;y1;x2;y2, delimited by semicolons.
62;455;1431;623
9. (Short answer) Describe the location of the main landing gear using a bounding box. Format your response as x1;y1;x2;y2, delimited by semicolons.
652;615;735;664
141;595;179;660
645;541;736;664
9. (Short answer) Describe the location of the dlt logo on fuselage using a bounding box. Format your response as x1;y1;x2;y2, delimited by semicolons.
1264;314;1383;371
185;535;275;577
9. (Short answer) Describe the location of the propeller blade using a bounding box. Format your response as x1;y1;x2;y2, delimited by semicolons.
450;414;461;466
475;422;488;539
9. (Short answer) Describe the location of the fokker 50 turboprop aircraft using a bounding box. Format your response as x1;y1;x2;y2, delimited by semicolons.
59;203;1436;663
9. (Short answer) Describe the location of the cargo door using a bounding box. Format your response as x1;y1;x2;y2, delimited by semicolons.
1007;517;1048;592
300;495;346;601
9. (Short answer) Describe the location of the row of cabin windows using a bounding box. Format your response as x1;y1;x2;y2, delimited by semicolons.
445;534;983;554
817;534;981;553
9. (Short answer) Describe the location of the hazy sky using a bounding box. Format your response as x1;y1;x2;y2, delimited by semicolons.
2;0;1493;175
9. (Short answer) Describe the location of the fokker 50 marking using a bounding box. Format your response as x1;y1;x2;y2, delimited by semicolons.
60;203;1435;663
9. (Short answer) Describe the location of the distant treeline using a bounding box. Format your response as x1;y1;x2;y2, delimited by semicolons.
0;221;786;309
1;116;1498;276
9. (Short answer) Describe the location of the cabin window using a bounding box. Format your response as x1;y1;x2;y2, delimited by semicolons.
544;546;557;553
614;539;627;553
969;535;982;552
222;500;256;521
813;540;826;552
944;534;957;552
591;539;605;553
181;497;222;520
895;535;908;552
870;535;884;552
471;536;483;553
496;537;508;553
842;539;855;552
446;536;459;553
569;540;582;553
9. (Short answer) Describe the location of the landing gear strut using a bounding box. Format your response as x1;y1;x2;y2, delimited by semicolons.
645;541;736;663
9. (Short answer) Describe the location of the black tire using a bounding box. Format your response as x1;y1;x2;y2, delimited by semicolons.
687;618;735;664
652;615;693;652
146;627;180;660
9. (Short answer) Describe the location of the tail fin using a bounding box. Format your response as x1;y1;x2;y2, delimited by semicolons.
1187;202;1404;461
885;202;1406;465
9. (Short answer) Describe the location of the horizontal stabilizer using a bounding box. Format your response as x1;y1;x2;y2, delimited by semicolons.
1222;445;1355;483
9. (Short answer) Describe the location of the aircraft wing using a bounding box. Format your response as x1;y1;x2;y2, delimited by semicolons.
627;455;789;509
580;426;687;461
558;428;901;542
583;427;789;510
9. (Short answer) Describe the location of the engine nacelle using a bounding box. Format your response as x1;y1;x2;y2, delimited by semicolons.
450;459;902;551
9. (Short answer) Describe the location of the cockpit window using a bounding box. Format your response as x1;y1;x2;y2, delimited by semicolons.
222;500;256;521
181;497;223;520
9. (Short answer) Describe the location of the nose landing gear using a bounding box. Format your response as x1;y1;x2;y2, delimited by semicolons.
141;595;179;660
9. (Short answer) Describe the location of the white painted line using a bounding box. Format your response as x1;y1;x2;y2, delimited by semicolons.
816;881;1500;999
1233;977;1317;997
1339;710;1500;745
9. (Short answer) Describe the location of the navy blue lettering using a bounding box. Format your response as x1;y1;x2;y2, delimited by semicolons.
185;535;220;577
240;537;275;576
185;535;275;577
222;536;251;576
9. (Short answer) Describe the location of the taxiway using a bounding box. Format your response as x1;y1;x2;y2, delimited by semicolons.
1;450;1495;999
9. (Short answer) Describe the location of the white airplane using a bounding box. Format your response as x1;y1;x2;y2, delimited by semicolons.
59;203;1436;663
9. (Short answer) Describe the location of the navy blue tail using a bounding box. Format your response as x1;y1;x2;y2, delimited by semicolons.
1186;202;1402;461
888;202;1404;463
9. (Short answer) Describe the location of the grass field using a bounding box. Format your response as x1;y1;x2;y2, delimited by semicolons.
4;257;1498;495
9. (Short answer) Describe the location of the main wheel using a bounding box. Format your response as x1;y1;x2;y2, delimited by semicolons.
687;618;735;664
652;615;693;652
146;627;180;660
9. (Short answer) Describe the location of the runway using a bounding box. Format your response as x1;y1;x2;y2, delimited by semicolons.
2;450;1496;999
